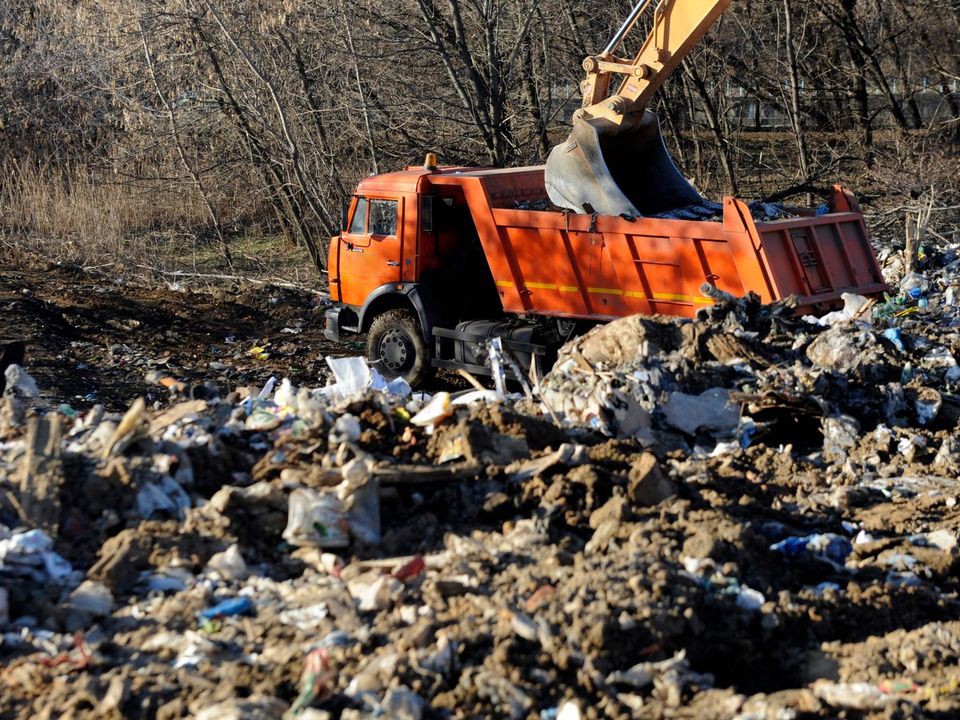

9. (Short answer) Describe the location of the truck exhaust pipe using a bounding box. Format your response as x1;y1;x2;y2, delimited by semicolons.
544;110;704;218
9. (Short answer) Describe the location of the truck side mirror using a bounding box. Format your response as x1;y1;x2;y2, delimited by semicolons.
341;198;351;232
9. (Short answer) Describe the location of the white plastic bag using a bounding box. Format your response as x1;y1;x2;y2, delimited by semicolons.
283;488;350;548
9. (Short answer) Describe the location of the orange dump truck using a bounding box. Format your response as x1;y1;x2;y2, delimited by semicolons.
324;161;886;385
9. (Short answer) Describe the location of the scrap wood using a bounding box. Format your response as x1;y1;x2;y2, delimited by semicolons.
371;461;483;485
17;413;64;534
148;400;208;435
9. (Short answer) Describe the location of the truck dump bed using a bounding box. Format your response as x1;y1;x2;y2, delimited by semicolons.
434;167;886;320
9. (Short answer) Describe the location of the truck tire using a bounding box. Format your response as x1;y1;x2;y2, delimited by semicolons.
366;309;432;387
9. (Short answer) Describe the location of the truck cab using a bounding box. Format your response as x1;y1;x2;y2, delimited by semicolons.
325;159;504;385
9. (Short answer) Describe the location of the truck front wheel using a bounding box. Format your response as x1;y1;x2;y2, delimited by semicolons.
366;309;431;387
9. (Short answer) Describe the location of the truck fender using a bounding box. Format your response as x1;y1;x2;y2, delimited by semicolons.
358;283;436;343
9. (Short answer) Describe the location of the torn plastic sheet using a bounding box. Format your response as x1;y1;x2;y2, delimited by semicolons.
325;357;373;399
283;465;381;548
283;488;350;548
486;338;508;399
4;364;39;398
0;528;73;582
804;293;873;326
136;476;192;520
324;356;412;400
661;388;739;436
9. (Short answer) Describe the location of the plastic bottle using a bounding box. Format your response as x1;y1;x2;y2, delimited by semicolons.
900;272;929;307
200;596;254;620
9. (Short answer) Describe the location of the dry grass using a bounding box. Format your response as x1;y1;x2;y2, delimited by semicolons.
0;159;211;265
0;159;323;289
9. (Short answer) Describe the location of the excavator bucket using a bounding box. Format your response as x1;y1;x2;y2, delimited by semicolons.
545;110;704;218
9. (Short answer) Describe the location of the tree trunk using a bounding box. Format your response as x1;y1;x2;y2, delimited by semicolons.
683;62;738;196
783;0;812;202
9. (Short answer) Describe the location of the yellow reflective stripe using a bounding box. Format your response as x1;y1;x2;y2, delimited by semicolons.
498;280;713;305
505;281;582;293
525;282;580;293
651;292;714;305
587;287;623;296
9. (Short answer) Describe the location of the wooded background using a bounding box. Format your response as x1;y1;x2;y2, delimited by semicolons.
1;0;958;272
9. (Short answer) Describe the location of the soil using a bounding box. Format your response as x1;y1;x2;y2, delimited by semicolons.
0;264;344;410
0;264;468;413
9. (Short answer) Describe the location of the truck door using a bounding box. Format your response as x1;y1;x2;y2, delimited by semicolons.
340;196;403;306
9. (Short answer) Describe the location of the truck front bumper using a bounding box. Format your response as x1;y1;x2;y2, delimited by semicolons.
324;305;360;344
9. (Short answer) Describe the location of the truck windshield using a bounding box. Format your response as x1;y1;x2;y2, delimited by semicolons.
370;199;398;236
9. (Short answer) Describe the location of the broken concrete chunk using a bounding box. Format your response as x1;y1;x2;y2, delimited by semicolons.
585;518;620;553
432;420;529;465
557;315;673;369
506;443;588;480
88;528;152;593
589;495;629;529
68;579;114;617
822;415;860;462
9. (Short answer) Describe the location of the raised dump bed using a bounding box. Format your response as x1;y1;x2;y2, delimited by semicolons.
433;167;887;320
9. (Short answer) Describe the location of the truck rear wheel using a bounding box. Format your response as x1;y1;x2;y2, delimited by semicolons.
366;309;431;387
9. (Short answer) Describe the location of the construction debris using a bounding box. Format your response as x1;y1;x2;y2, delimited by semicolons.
3;247;960;718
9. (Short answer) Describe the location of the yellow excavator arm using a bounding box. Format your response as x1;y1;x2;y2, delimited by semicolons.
545;0;732;217
579;0;731;126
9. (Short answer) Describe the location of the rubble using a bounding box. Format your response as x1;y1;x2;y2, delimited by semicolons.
4;248;960;717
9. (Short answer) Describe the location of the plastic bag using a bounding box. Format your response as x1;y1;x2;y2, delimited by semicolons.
283;488;350;548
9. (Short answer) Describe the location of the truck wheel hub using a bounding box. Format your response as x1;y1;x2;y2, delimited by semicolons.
378;329;413;372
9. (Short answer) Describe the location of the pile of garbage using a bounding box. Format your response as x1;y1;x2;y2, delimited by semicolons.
4;244;960;718
651;199;799;222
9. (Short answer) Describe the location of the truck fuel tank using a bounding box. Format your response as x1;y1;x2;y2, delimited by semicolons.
432;319;563;380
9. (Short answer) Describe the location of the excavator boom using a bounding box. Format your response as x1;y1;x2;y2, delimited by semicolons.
545;0;731;217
